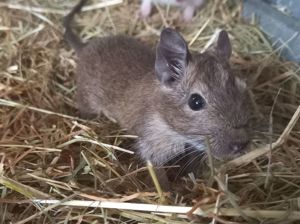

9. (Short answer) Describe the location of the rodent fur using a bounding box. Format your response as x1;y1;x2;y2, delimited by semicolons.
63;0;252;166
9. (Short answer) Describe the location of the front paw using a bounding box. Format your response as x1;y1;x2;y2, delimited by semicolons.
140;0;152;18
182;6;195;22
140;6;152;18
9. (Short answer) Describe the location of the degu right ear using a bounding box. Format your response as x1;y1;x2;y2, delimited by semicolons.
155;28;190;88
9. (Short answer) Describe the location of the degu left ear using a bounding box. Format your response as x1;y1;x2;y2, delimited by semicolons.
155;28;190;88
216;30;232;60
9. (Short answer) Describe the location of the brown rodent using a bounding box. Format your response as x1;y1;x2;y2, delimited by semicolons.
63;0;252;167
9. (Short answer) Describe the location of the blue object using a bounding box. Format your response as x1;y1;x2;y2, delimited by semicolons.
242;0;300;63
264;0;300;20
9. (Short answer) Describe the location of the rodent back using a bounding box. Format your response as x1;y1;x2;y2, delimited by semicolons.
75;35;157;130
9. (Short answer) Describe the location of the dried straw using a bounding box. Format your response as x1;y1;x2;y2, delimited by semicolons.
1;0;300;223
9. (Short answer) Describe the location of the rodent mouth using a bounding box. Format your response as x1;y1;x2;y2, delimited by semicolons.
213;142;251;161
185;133;251;161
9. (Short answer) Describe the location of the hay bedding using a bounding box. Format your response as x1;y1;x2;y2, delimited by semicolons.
0;0;300;223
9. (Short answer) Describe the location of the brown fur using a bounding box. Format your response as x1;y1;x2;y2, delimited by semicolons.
64;0;252;166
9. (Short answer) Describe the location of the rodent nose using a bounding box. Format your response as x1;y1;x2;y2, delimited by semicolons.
231;141;249;153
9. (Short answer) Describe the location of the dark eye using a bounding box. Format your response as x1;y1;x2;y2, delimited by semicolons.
188;93;205;111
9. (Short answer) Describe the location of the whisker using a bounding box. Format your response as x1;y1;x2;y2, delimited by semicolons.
157;137;208;166
175;152;204;180
167;148;197;164
158;147;189;166
162;143;205;173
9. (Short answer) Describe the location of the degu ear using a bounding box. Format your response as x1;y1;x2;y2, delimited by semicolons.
155;28;189;88
215;30;232;60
